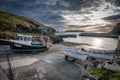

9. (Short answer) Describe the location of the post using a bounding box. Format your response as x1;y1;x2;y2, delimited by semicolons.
117;35;120;52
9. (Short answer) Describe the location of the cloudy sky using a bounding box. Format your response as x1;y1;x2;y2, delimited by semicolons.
0;0;120;32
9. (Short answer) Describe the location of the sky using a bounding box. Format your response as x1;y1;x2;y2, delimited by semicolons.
0;0;120;32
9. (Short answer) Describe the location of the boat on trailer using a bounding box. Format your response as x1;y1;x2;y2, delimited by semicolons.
9;34;51;54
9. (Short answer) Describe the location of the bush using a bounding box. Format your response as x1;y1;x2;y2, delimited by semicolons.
0;31;18;39
109;72;120;80
49;34;63;43
92;68;108;79
92;68;120;80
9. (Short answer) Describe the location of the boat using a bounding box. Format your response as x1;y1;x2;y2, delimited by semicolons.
63;50;88;61
77;45;116;54
63;45;116;61
63;49;114;61
9;34;51;54
0;39;10;45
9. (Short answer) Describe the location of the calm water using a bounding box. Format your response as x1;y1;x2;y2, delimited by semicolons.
63;36;118;50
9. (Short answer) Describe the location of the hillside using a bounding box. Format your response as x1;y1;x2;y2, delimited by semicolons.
0;11;56;39
0;11;45;33
110;23;120;34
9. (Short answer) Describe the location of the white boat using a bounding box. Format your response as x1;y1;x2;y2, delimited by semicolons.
63;49;114;61
78;45;116;53
63;50;88;61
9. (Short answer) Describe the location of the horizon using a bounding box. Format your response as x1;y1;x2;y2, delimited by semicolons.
0;0;120;32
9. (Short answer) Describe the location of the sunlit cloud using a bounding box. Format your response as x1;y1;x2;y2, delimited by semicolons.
0;0;119;32
62;14;86;20
90;3;120;19
60;0;120;32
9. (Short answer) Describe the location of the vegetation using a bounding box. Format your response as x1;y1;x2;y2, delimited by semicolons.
92;68;120;80
49;34;63;43
92;68;108;79
0;31;18;39
109;72;120;80
0;11;45;33
0;11;62;43
0;11;44;39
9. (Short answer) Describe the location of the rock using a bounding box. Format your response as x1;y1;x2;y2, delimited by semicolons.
110;23;120;34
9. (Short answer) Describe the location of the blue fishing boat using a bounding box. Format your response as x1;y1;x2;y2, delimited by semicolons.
9;34;51;54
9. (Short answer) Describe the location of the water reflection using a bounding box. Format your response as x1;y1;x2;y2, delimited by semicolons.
79;37;118;50
92;38;103;48
64;36;118;50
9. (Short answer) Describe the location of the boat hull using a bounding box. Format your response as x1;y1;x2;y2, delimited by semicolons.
10;42;48;53
0;39;10;45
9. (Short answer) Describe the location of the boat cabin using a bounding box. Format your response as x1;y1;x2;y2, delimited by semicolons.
18;34;33;42
10;34;43;46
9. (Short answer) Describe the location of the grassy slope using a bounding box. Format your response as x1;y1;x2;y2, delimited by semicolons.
0;11;44;32
0;11;44;39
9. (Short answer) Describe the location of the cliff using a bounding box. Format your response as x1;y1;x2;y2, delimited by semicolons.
110;23;120;34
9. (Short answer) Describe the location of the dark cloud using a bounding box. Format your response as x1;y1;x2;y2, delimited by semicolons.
0;0;119;31
103;14;120;20
106;0;120;7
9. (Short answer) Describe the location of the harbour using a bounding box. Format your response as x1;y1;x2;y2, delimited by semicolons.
0;1;120;79
0;36;120;80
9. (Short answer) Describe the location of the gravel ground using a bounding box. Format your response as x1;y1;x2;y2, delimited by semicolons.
0;44;84;80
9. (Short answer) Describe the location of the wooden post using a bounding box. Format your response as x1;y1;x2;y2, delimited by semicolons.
117;36;120;52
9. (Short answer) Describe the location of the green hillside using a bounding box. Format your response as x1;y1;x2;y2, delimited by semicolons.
0;11;44;33
0;11;49;39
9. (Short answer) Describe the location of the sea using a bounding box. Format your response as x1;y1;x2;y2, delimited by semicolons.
63;36;118;50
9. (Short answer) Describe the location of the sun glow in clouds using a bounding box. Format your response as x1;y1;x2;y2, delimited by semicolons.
62;14;109;27
62;14;85;20
87;19;109;26
60;0;120;31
